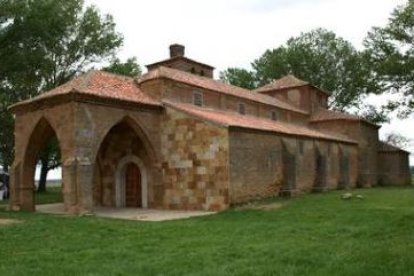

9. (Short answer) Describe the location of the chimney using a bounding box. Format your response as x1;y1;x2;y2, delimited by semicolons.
169;44;185;58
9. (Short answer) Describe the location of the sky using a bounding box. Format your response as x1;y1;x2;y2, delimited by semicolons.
43;0;412;179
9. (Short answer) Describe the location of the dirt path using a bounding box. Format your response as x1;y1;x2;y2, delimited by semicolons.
0;218;21;226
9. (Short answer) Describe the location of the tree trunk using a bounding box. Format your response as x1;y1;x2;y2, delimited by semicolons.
37;158;49;193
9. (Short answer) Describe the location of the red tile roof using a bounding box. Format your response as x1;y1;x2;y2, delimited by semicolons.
164;101;357;144
310;109;379;127
255;74;330;95
11;70;161;110
138;66;307;114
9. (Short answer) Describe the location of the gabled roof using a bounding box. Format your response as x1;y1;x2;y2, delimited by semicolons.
138;66;307;114
255;74;330;95
10;70;161;112
146;56;215;70
378;142;410;154
164;100;357;144
309;109;380;128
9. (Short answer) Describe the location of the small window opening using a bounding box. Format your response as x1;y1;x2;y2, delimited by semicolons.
238;103;246;115
191;67;196;74
299;141;304;155
193;91;203;106
200;70;205;76
271;111;278;121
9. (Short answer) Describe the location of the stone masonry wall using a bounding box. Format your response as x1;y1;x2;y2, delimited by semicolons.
75;102;163;209
229;130;359;204
229;130;283;203
161;107;230;211
378;152;411;186
310;120;379;187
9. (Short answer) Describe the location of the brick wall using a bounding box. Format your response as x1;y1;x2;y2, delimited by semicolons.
229;129;358;204
378;151;411;186
229;130;283;203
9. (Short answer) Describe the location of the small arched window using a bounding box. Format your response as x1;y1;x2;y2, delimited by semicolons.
271;111;278;121
238;103;246;115
193;91;203;106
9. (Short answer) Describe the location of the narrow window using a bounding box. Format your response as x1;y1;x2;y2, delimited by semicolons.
299;141;304;155
238;103;246;115
193;91;203;106
200;70;205;76
271;111;278;121
191;67;196;74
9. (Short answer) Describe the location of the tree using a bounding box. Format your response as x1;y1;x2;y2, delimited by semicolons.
384;132;411;149
37;137;61;193
219;68;256;90
0;0;123;190
364;1;414;117
221;28;374;112
103;57;142;77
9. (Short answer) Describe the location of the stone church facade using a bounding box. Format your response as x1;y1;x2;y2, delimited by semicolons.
9;44;411;214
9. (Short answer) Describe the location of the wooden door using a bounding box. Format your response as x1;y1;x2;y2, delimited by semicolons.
125;163;141;207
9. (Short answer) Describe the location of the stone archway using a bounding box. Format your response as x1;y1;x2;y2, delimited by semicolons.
92;117;154;208
18;117;62;211
115;155;148;208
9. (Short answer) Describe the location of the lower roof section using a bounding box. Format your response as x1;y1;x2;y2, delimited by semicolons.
164;101;357;144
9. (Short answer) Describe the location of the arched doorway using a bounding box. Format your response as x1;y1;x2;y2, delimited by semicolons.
125;163;141;207
93;118;152;209
21;117;63;211
114;155;148;208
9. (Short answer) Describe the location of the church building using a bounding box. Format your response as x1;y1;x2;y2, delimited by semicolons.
9;44;411;214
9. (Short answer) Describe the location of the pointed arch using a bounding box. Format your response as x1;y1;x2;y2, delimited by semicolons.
20;117;62;211
93;115;159;165
92;115;157;208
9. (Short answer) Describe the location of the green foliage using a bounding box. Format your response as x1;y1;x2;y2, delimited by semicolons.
220;67;257;90
0;187;413;275
103;57;142;77
0;0;123;171
221;28;375;112
359;104;390;124
364;1;414;117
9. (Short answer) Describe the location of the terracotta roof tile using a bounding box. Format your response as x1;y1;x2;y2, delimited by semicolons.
164;101;356;144
11;70;161;109
255;75;309;93
138;67;306;114
255;74;330;95
310;109;379;127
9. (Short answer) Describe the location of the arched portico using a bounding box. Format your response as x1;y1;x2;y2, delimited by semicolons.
13;117;63;211
93;117;156;209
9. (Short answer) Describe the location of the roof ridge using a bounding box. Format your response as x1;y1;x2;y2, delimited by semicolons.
164;101;356;144
310;108;380;127
139;66;307;114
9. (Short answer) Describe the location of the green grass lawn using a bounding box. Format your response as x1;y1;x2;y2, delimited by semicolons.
0;186;62;210
0;187;413;276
